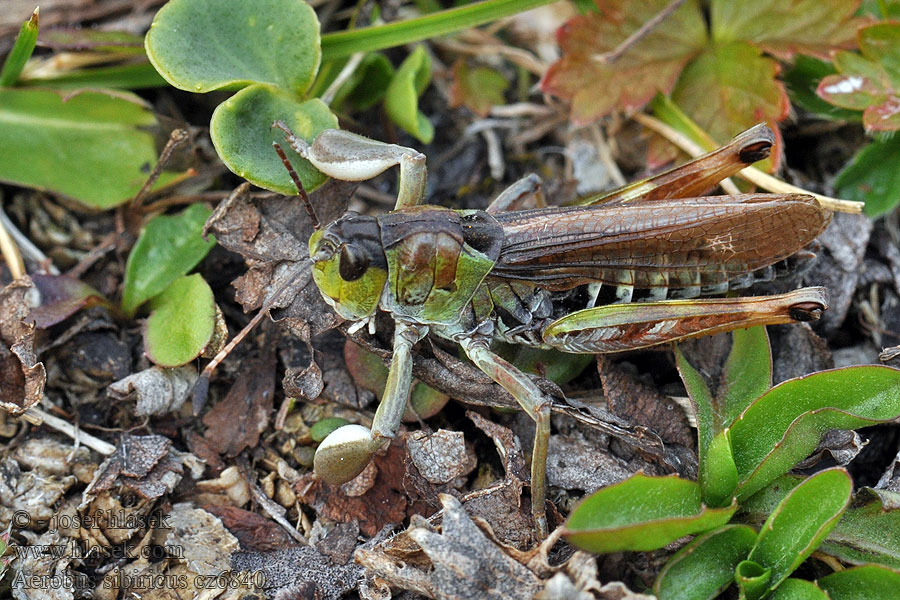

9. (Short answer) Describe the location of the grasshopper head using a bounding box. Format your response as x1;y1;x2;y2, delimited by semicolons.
309;214;387;322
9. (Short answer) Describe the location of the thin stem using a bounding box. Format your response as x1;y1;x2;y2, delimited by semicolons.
0;8;39;87
320;0;557;61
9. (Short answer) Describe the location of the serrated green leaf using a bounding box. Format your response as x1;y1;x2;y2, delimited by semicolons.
769;578;828;600
563;474;737;553
730;366;900;499
821;488;900;568
654;524;757;600
0;89;163;208
210;84;338;194
671;41;788;151
122;204;216;317
835;133;900;218
384;45;433;143
748;469;852;592
145;0;320;95
711;0;868;60
818;565;900;599
541;0;707;124
144;274;215;367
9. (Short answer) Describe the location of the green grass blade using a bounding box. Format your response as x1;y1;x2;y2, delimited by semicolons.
0;7;39;86
321;0;556;61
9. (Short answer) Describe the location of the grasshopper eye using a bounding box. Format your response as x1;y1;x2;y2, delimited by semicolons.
339;244;370;281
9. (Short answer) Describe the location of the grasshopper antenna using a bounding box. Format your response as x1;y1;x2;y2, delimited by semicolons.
192;142;325;414
272;140;321;230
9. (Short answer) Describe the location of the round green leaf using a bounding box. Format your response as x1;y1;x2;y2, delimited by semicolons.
654;524;757;600
563;474;738;553
748;468;852;593
731;366;900;500
122;203;216;317
210;84;338;194
818;565;900;599
384;45;434;144
144;274;216;367
0;89;161;209
145;0;320;95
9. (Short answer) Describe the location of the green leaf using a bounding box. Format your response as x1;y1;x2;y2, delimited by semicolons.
20;62;168;90
122;204;216;317
821;488;900;568
145;0;320;95
675;327;770;506
816;24;900;132
0;88;162;209
834;134;900;218
0;8;39;86
783;56;865;122
818;565;900;599
670;41;788;149
310;417;349;443
541;0;707;124
332;53;394;112
144;274;216;367
735;560;772;600
210;84;338;194
384;45;433;144
563;474;738;553
737;474;804;528
30;274;111;329
730;366;900;499
711;0;868;60
721;327;773;421
769;578;829;600
653;524;757;600
748;468;852;592
449;60;509;117
344;341;448;421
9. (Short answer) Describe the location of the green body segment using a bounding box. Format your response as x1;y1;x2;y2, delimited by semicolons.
378;207;502;326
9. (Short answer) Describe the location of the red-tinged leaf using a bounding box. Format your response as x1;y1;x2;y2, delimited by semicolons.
541;0;707;124
30;274;111;328
671;42;789;154
817;74;885;110
865;96;900;130
449;60;508;117
816;23;900;131
711;0;869;60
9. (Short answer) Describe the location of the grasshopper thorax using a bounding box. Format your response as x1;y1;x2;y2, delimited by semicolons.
309;213;388;322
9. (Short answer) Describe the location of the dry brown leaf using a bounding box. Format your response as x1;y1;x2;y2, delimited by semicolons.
0;277;45;416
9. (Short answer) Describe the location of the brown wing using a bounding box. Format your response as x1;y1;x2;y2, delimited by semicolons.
490;194;831;291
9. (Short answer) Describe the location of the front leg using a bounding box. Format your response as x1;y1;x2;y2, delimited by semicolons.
273;121;427;210
459;337;551;538
314;321;427;484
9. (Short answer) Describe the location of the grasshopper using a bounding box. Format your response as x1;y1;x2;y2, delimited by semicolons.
272;122;831;537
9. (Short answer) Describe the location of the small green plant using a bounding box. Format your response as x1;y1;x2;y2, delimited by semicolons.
0;8;177;209
143;0;557;193
563;326;900;599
